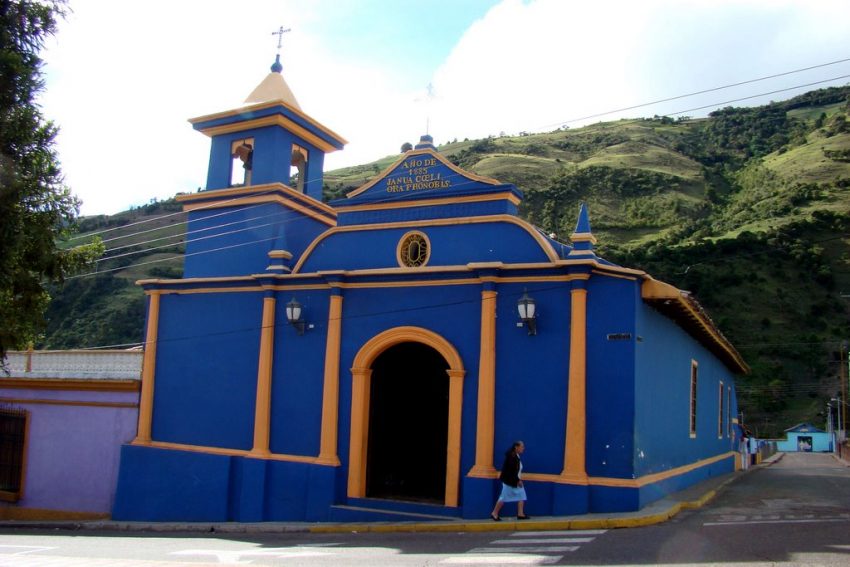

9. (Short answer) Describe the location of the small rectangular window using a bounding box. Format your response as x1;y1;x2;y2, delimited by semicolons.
0;407;29;502
727;386;732;438
230;138;254;187
290;144;308;193
690;360;698;437
718;381;724;438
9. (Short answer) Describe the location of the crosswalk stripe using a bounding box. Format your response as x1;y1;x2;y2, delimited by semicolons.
491;537;594;544
472;546;581;553
441;555;563;565
510;530;606;536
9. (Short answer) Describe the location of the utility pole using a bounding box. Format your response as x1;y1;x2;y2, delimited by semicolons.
842;341;848;444
827;401;834;452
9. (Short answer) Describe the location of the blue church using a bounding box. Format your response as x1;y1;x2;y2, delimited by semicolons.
112;55;748;522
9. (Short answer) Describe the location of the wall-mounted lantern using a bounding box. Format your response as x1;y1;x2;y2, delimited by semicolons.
517;289;537;336
286;297;306;335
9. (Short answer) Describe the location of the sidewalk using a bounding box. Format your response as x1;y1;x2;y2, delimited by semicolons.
0;454;784;535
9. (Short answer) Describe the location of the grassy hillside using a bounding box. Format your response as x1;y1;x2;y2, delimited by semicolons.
46;86;850;437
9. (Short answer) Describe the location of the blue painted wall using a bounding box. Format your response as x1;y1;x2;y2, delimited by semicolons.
183;203;329;278
586;276;638;479
777;431;832;452
299;222;553;273
204;125;325;199
634;303;738;477
152;292;262;450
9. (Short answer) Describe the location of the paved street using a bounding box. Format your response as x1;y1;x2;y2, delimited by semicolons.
0;452;848;566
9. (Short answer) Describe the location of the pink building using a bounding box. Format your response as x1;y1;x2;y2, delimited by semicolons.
1;350;141;520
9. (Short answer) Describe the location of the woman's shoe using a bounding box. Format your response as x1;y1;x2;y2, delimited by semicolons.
517;515;531;520
490;514;502;521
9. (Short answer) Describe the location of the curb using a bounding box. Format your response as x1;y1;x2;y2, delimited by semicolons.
307;475;741;534
1;469;755;535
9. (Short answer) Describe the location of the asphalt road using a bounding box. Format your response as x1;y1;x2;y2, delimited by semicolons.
0;452;848;566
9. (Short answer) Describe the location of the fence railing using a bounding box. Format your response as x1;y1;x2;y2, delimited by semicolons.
3;350;142;380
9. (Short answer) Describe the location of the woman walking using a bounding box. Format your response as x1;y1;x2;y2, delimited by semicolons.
491;441;530;521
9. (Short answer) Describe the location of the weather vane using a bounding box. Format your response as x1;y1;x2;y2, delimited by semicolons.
425;82;435;135
272;26;291;54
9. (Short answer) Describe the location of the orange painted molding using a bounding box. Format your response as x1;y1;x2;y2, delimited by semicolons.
471;290;497;476
562;287;588;479
135;291;161;444
346;327;465;507
250;296;276;457
317;294;344;466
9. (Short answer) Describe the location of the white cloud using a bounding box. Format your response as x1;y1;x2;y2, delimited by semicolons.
429;0;850;140
38;0;850;215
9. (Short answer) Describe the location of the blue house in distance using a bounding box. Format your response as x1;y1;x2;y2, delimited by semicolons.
776;423;832;453
112;55;749;522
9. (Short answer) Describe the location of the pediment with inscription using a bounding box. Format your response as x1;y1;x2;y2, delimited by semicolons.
342;148;503;204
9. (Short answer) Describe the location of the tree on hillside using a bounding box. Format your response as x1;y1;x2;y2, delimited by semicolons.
0;0;102;362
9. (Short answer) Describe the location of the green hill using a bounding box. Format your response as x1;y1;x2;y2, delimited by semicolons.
46;86;850;437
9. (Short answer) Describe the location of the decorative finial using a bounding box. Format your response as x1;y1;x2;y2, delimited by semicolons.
569;202;598;255
414;134;435;150
271;54;283;73
271;26;291;72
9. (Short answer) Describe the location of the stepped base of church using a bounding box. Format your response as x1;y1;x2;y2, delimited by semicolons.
112;444;735;522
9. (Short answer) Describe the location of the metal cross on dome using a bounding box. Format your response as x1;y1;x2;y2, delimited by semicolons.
272;26;291;53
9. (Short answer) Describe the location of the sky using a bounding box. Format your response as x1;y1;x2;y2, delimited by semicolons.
38;0;850;216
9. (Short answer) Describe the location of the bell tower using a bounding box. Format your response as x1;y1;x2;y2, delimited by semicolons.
189;54;346;200
175;50;347;278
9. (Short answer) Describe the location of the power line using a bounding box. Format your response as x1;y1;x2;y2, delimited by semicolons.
539;57;850;129
666;74;850;118
66;60;850;256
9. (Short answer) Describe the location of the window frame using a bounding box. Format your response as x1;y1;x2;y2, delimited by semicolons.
689;360;698;438
0;407;30;502
718;381;725;438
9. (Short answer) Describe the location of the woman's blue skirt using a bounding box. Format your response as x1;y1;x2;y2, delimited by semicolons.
498;483;527;502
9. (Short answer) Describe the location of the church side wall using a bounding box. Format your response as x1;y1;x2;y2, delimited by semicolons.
634;302;739;506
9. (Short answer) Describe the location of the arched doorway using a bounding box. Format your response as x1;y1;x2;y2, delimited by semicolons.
348;326;465;507
366;342;449;503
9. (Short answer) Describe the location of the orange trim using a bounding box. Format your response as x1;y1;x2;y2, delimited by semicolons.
0;398;138;409
132;439;327;465
347;327;465;507
189;99;348;147
294;215;559;273
0;379;140;392
135;291;160;444
334;192;521;213
0;507;108;521
468;452;737;488
395;231;431;268
250;296;276;457
562;287;588;482
642;278;748;373
176;182;337;216
469;290;498;477
317;294;344;466
192;114;345;154
181;194;336;227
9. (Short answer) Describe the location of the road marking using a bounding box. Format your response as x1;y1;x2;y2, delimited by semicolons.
171;547;333;562
471;546;581;553
440;529;606;565
0;554;223;566
510;530;606;536
441;556;562;565
705;518;850;526
0;546;55;556
491;538;594;544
